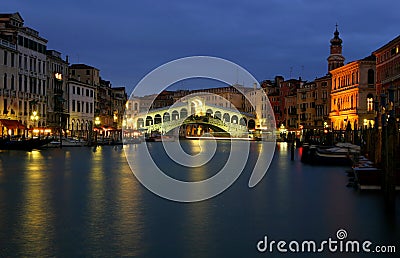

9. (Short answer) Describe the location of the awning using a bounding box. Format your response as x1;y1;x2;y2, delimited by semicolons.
0;119;26;129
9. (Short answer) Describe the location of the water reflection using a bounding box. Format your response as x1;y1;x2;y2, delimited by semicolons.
18;150;55;256
0;144;398;257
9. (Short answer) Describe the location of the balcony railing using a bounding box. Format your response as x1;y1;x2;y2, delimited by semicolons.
0;39;16;50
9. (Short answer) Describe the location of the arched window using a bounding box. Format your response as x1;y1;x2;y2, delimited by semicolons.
137;118;144;128
180;108;188;119
231;115;238;124
223;113;230;123
163;112;170;122
367;94;374;112
368;69;374;85
154;114;162;124
3;73;7;89
11;75;14;90
172;110;179;120
214;111;221;120
145;116;153;126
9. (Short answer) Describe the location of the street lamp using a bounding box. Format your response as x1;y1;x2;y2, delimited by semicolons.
30;110;39;138
95;117;101;126
30;110;39;127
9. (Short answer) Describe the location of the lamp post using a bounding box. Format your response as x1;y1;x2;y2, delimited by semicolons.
30;111;39;138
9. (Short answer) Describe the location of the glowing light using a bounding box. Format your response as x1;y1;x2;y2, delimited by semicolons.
55;73;62;80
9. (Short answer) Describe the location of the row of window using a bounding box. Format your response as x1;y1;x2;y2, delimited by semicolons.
3;50;15;67
18;35;47;54
3;50;67;76
72;86;94;97
2;98;46;117
4;52;48;74
378;46;399;64
333;69;374;90
71;100;93;114
1;73;47;94
377;62;400;82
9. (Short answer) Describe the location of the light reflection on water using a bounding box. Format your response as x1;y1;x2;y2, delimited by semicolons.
0;142;398;257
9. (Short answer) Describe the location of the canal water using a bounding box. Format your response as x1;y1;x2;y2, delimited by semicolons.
0;142;399;257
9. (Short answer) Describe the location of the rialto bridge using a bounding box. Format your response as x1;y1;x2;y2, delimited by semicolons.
125;97;257;137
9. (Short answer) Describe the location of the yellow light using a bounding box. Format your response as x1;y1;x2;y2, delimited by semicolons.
55;73;62;80
33;129;39;133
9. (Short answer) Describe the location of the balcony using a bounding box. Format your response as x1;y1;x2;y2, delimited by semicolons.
0;39;16;50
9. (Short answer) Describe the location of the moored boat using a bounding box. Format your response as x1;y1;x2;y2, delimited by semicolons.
301;143;358;166
0;137;53;151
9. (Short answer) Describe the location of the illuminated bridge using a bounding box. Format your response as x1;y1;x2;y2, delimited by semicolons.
126;96;257;137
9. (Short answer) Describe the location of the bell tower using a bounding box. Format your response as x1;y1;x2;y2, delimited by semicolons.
327;24;345;72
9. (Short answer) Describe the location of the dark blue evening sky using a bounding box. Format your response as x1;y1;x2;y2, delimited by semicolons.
2;0;400;93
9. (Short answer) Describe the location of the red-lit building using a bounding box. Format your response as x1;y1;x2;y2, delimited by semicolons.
373;35;400;120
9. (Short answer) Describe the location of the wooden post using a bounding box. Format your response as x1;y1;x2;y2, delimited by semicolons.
291;140;295;161
384;116;396;212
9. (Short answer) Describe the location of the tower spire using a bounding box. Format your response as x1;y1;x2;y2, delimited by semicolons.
327;24;345;72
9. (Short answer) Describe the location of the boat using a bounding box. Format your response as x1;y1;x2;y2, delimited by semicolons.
350;156;400;191
46;137;86;147
144;131;177;142
0;137;54;151
301;143;359;166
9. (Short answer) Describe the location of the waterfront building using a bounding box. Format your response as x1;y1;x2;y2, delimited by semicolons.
67;78;95;138
0;13;48;129
111;86;127;129
268;91;281;126
329;55;376;129
191;85;250;113
373;35;400;122
285;94;297;129
245;85;272;130
46;50;69;133
297;81;316;128
0;37;19;136
280;78;303;129
97;78;113;127
314;75;331;128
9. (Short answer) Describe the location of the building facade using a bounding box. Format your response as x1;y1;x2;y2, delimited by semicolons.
373;35;400;121
297;81;316;128
46;50;69;132
68;79;95;138
314;75;331;128
0;12;48;130
329;56;376;130
111;86;127;129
